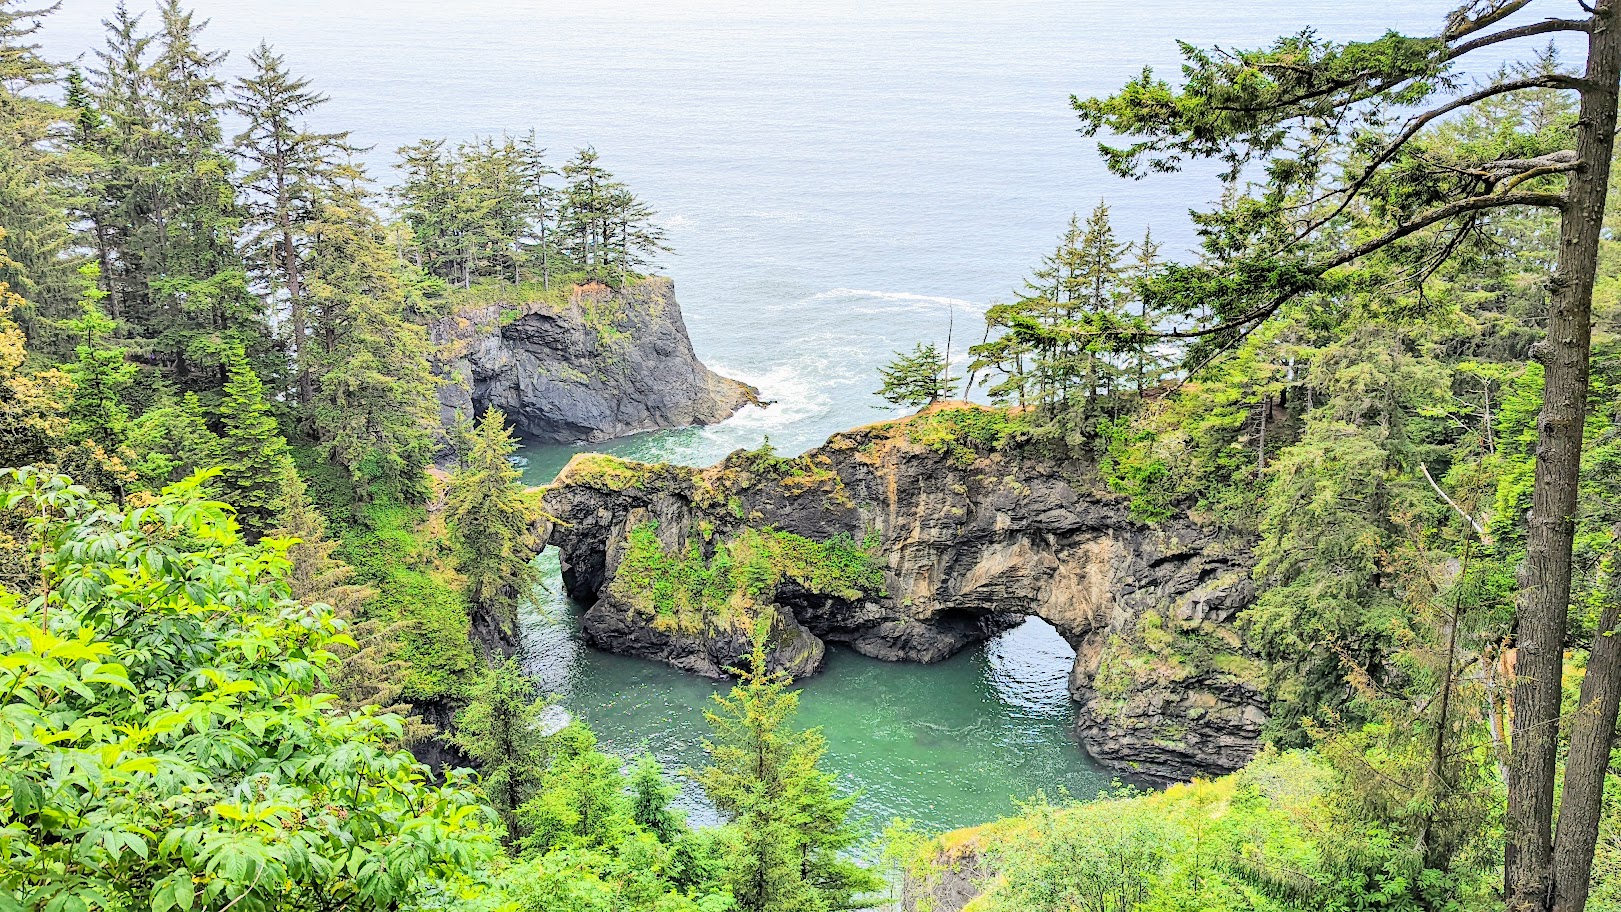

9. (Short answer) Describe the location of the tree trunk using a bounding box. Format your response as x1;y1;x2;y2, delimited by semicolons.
1507;6;1621;910
1552;595;1621;912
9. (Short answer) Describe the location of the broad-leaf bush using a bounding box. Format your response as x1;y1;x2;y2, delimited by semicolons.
0;468;497;912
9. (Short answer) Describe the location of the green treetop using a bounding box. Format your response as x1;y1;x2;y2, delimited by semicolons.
452;656;551;843
446;409;541;633
697;634;882;912
876;341;958;409
216;343;294;535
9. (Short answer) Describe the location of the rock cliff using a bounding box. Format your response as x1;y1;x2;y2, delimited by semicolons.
430;277;758;443
541;404;1268;783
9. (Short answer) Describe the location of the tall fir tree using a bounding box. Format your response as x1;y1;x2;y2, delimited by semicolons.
451;657;551;843
0;0;77;339
305;179;437;502
232;41;355;415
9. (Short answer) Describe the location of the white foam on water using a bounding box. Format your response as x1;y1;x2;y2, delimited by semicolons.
808;287;990;316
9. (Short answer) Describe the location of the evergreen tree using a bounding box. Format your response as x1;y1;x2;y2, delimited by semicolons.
446;409;540;633
0;0;77;336
125;388;219;489
305;180;438;502
85;2;264;390
875;342;956;408
63;283;136;451
629;753;684;844
698;634;882;912
452;657;551;842
232;41;355;413
517;723;635;856
215;343;293;535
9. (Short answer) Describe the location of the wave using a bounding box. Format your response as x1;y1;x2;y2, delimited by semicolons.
806;287;989;314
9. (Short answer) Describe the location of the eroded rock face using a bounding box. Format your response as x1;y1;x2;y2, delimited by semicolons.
430;277;758;443
541;406;1268;782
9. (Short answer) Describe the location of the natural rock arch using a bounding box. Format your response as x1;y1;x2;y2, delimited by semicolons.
542;407;1269;782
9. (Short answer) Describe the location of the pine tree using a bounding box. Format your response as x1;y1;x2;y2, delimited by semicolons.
875;342;957;409
63;283;136;451
126;388;220;490
697;633;882;912
517;723;635;856
232;41;356;414
452;657;550;842
446;409;540;633
88;1;264;389
216;343;294;535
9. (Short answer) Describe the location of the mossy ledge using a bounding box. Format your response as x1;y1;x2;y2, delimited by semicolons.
544;403;1267;783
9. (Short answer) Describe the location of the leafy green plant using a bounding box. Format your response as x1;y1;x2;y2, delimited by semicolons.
0;468;497;912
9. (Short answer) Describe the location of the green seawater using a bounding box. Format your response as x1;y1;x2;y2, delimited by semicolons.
519;549;1111;835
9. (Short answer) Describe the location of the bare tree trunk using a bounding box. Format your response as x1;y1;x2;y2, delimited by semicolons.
1507;6;1621;910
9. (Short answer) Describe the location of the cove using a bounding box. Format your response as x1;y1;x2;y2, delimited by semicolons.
517;429;1116;832
520;548;1111;834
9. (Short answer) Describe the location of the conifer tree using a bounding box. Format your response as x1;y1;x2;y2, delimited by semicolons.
232;41;355;413
875;342;957;408
1072;7;1621;905
63;284;136;451
517;723;635;856
452;657;551;842
215;343;293;535
88;1;264;388
0;0;78;333
446;409;540;633
125;388;220;489
698;633;882;912
305;180;438;502
629;753;684;844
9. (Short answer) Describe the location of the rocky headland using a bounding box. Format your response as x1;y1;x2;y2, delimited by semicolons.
430;277;759;443
540;403;1269;783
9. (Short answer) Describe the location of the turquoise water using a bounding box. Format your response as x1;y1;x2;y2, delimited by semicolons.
40;0;1583;832
521;549;1103;833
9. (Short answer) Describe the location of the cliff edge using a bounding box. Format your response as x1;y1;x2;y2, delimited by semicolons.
431;277;759;443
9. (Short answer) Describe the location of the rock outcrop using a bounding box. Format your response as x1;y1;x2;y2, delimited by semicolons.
430;277;758;443
542;404;1269;782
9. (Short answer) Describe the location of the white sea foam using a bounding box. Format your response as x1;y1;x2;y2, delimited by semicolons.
807;287;989;315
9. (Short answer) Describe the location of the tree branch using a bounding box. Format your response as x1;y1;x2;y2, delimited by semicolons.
1326;189;1566;269
1444;1;1536;41
1284;76;1581;249
1448;18;1593;59
1420;461;1491;543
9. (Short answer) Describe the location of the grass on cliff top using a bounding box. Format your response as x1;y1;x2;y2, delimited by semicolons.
864;401;1030;468
436;272;661;343
555;452;685;493
607;521;886;636
893;750;1338;912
